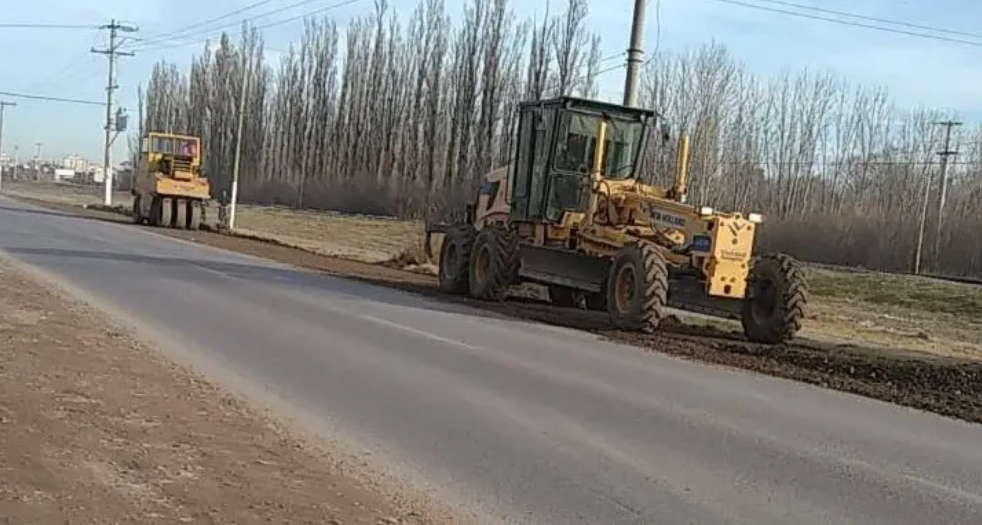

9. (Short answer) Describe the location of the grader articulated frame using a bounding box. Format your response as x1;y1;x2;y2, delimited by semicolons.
425;96;807;344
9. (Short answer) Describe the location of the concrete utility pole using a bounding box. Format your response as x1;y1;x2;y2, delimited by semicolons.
0;101;16;192
92;19;137;206
34;142;42;177
914;166;931;275
913;120;962;275
623;0;647;108
934;120;961;263
229;55;251;231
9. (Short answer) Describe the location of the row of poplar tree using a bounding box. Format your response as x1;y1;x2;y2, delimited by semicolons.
134;0;982;276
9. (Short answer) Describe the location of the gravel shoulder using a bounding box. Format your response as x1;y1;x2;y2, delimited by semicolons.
0;257;445;525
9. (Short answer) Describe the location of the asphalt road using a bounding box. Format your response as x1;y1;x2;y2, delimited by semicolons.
1;197;980;525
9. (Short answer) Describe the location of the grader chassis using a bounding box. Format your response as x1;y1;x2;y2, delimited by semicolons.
426;96;807;344
131;132;209;231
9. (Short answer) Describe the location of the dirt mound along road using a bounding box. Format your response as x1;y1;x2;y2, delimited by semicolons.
11;195;982;426
0;258;447;525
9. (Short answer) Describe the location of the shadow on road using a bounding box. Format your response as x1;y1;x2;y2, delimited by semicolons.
0;246;529;324
0;203;126;225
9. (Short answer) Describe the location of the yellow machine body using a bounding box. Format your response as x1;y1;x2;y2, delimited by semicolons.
428;96;805;344
134;133;209;200
131;132;210;230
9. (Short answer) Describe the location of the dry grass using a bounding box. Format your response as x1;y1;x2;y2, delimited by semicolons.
2;180;133;207
7;180;982;359
233;205;424;264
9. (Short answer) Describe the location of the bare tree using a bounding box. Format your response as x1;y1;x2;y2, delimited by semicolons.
133;0;982;276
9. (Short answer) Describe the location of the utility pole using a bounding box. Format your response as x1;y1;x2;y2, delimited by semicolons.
92;19;137;206
934;120;961;266
623;0;647;108
34;142;42;178
914;165;932;275
229;55;251;230
0;101;15;192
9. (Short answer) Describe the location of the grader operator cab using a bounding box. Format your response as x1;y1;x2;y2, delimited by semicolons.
131;132;209;231
427;96;807;344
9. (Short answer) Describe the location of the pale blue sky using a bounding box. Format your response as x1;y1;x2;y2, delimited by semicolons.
1;0;980;163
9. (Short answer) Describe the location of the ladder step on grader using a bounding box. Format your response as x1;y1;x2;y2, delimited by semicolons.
424;96;808;344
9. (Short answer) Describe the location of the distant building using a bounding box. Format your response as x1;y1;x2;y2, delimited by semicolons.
61;155;88;172
53;168;75;182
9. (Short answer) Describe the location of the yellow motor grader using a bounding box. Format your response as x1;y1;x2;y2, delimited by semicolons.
131;132;209;230
425;96;807;344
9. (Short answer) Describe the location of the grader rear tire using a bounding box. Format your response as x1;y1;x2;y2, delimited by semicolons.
468;225;519;302
438;223;476;295
741;253;807;344
607;241;669;333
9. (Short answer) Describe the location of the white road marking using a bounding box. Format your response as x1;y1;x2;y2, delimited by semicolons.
903;474;982;506
360;314;481;351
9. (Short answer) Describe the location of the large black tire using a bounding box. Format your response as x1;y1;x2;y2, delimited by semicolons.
187;200;202;231
607;241;669;333
173;198;188;230
548;285;582;308
741;253;808;344
438;223;476;295
158;197;173;228
468;225;520;302
131;195;143;224
148;197;160;227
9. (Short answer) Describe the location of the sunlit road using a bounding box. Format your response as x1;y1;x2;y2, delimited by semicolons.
1;196;980;525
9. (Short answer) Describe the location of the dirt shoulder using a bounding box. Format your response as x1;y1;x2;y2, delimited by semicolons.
0;257;445;524
8;195;982;426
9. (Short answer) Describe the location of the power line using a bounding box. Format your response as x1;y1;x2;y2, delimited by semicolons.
135;0;279;47
0;91;102;106
0;22;99;29
702;0;982;48
745;0;982;41
134;0;365;51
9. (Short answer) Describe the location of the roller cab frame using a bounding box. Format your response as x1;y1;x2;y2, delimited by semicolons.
426;96;808;344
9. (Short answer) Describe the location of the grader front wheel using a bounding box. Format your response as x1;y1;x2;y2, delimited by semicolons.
741;253;808;344
468;226;519;302
607;241;669;333
438;224;476;295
